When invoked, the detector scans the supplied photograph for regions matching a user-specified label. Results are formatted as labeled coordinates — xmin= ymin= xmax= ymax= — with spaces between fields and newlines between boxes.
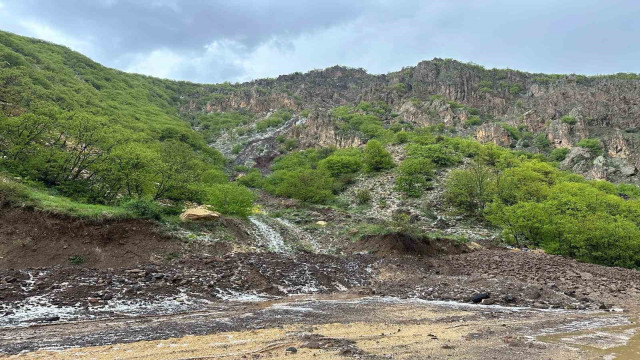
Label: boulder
xmin=179 ymin=207 xmax=221 ymax=222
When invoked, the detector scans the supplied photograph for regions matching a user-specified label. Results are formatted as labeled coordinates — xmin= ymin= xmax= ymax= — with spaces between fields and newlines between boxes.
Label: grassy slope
xmin=0 ymin=174 xmax=132 ymax=219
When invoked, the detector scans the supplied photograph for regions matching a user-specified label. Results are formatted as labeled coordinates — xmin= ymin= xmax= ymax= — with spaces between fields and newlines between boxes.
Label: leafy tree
xmin=318 ymin=151 xmax=363 ymax=178
xmin=264 ymin=169 xmax=334 ymax=203
xmin=394 ymin=158 xmax=435 ymax=197
xmin=406 ymin=143 xmax=461 ymax=167
xmin=205 ymin=183 xmax=255 ymax=217
xmin=363 ymin=140 xmax=394 ymax=172
xmin=445 ymin=163 xmax=496 ymax=215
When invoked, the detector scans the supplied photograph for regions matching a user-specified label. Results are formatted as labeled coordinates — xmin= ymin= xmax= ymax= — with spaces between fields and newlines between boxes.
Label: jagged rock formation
xmin=178 ymin=58 xmax=640 ymax=184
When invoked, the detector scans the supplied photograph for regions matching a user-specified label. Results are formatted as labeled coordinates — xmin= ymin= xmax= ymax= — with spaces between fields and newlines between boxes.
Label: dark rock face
xmin=179 ymin=58 xmax=640 ymax=184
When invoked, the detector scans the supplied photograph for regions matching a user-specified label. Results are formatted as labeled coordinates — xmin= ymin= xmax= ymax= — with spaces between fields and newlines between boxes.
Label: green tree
xmin=363 ymin=140 xmax=394 ymax=173
xmin=205 ymin=183 xmax=255 ymax=217
xmin=394 ymin=158 xmax=435 ymax=197
xmin=445 ymin=163 xmax=496 ymax=215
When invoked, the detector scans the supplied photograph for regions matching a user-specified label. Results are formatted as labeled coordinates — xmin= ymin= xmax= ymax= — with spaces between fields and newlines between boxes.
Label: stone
xmin=580 ymin=272 xmax=594 ymax=280
xmin=285 ymin=346 xmax=298 ymax=353
xmin=471 ymin=292 xmax=490 ymax=303
xmin=179 ymin=207 xmax=221 ymax=222
xmin=620 ymin=165 xmax=637 ymax=176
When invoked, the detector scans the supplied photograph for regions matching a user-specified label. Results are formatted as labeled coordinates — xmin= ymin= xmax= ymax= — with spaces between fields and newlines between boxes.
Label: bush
xmin=122 ymin=199 xmax=163 ymax=220
xmin=319 ymin=151 xmax=363 ymax=178
xmin=406 ymin=143 xmax=461 ymax=167
xmin=534 ymin=133 xmax=551 ymax=150
xmin=68 ymin=255 xmax=85 ymax=265
xmin=256 ymin=109 xmax=293 ymax=132
xmin=502 ymin=124 xmax=522 ymax=140
xmin=232 ymin=144 xmax=243 ymax=154
xmin=264 ymin=169 xmax=335 ymax=204
xmin=0 ymin=178 xmax=30 ymax=208
xmin=355 ymin=189 xmax=372 ymax=205
xmin=205 ymin=183 xmax=255 ymax=217
xmin=549 ymin=147 xmax=570 ymax=162
xmin=560 ymin=116 xmax=577 ymax=125
xmin=237 ymin=168 xmax=264 ymax=188
xmin=394 ymin=131 xmax=410 ymax=144
xmin=464 ymin=116 xmax=483 ymax=127
xmin=394 ymin=158 xmax=435 ymax=197
xmin=363 ymin=140 xmax=394 ymax=173
xmin=577 ymin=138 xmax=603 ymax=156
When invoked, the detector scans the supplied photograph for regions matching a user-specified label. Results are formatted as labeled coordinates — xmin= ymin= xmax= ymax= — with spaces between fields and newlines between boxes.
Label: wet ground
xmin=2 ymin=248 xmax=640 ymax=358
xmin=2 ymin=295 xmax=639 ymax=359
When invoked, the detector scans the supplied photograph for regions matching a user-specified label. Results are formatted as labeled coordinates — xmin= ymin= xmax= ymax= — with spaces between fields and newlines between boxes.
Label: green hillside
xmin=0 ymin=30 xmax=257 ymax=215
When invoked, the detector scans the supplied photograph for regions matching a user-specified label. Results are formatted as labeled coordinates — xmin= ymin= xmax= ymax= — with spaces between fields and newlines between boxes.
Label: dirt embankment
xmin=349 ymin=232 xmax=473 ymax=257
xmin=0 ymin=208 xmax=181 ymax=269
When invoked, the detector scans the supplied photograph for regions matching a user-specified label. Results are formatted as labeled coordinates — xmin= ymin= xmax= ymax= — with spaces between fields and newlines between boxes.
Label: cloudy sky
xmin=1 ymin=0 xmax=638 ymax=83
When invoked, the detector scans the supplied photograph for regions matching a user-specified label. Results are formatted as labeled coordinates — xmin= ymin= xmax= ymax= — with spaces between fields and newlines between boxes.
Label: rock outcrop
xmin=177 ymin=58 xmax=640 ymax=184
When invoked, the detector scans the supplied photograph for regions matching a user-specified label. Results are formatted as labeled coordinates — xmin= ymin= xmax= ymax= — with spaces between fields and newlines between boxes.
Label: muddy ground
xmin=5 ymin=295 xmax=640 ymax=360
xmin=3 ymin=207 xmax=640 ymax=358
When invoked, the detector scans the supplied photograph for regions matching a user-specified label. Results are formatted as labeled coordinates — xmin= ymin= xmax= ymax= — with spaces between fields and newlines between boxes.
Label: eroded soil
xmin=3 ymin=295 xmax=639 ymax=359
xmin=2 ymin=208 xmax=640 ymax=358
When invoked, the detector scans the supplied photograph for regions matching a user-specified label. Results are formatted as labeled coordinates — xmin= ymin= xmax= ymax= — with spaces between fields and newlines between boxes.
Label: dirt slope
xmin=0 ymin=208 xmax=180 ymax=269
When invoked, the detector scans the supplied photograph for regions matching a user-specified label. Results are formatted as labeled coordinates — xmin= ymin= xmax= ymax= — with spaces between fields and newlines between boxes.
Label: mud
xmin=3 ymin=208 xmax=640 ymax=358
xmin=349 ymin=232 xmax=472 ymax=257
xmin=0 ymin=209 xmax=179 ymax=269
xmin=2 ymin=295 xmax=636 ymax=359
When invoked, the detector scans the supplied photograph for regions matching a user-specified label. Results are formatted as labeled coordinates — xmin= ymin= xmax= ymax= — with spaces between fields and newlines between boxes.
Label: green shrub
xmin=406 ymin=143 xmax=461 ymax=167
xmin=502 ymin=124 xmax=522 ymax=140
xmin=355 ymin=189 xmax=372 ymax=205
xmin=394 ymin=158 xmax=435 ymax=197
xmin=0 ymin=178 xmax=30 ymax=208
xmin=232 ymin=144 xmax=243 ymax=154
xmin=363 ymin=140 xmax=394 ymax=173
xmin=122 ymin=199 xmax=163 ymax=220
xmin=445 ymin=163 xmax=496 ymax=215
xmin=237 ymin=169 xmax=264 ymax=188
xmin=205 ymin=183 xmax=255 ymax=217
xmin=464 ymin=116 xmax=483 ymax=127
xmin=534 ymin=134 xmax=551 ymax=150
xmin=549 ymin=147 xmax=570 ymax=162
xmin=560 ymin=116 xmax=577 ymax=125
xmin=264 ymin=169 xmax=334 ymax=204
xmin=577 ymin=138 xmax=603 ymax=156
xmin=394 ymin=131 xmax=410 ymax=144
xmin=68 ymin=255 xmax=85 ymax=265
xmin=319 ymin=153 xmax=363 ymax=178
xmin=256 ymin=109 xmax=293 ymax=132
xmin=508 ymin=84 xmax=523 ymax=95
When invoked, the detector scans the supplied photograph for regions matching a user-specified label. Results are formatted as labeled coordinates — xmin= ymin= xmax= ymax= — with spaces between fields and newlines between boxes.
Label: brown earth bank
xmin=0 ymin=208 xmax=182 ymax=269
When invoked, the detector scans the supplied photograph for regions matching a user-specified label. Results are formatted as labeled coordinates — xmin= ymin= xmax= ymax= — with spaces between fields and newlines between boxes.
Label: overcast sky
xmin=1 ymin=0 xmax=639 ymax=83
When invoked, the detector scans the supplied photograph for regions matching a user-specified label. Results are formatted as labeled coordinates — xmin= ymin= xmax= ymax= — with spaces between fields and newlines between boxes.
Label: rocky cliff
xmin=179 ymin=58 xmax=640 ymax=183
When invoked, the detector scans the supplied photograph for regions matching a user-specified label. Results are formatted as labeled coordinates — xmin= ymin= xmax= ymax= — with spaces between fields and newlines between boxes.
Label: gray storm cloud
xmin=0 ymin=0 xmax=639 ymax=83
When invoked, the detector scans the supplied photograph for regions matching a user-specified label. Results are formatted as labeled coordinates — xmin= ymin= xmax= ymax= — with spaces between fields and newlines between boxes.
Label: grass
xmin=1 ymin=174 xmax=133 ymax=219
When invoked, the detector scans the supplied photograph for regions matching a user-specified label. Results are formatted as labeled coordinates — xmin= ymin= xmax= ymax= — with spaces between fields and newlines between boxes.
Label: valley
xmin=1 ymin=28 xmax=640 ymax=359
